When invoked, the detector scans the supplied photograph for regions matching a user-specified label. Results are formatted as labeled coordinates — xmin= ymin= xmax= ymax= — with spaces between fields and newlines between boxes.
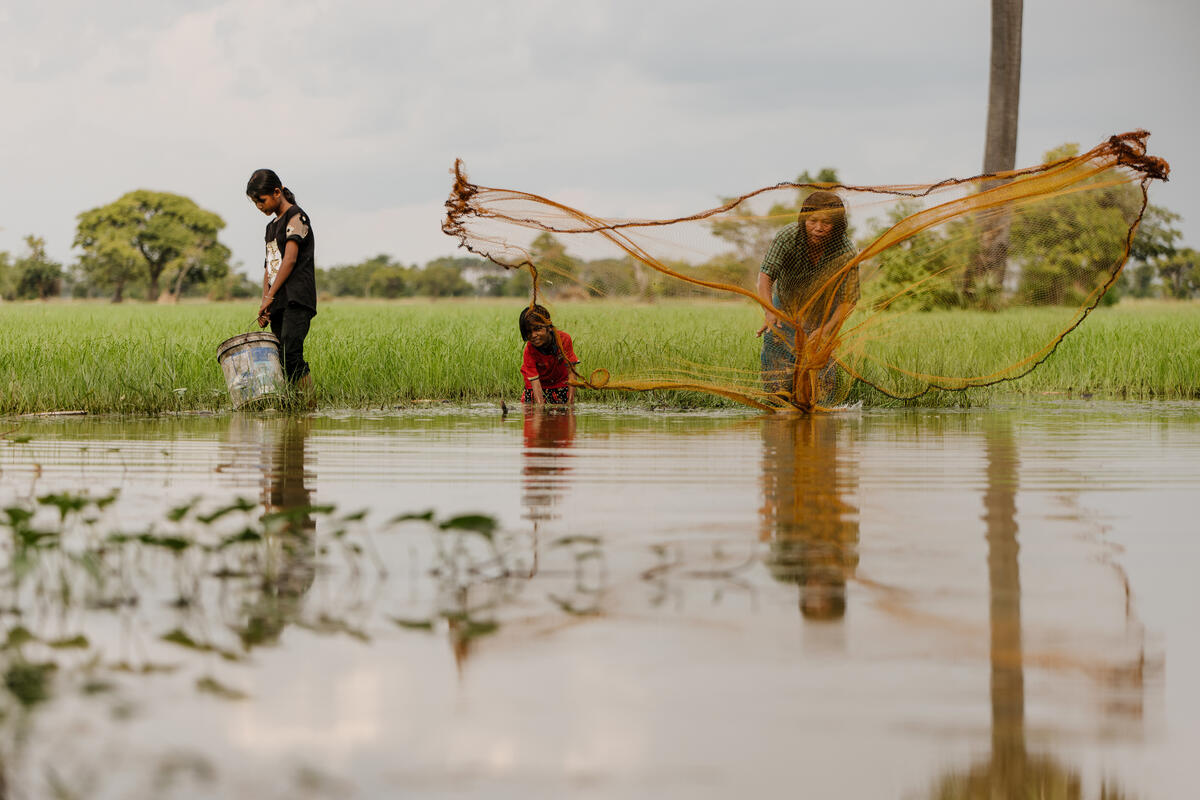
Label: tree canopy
xmin=74 ymin=190 xmax=230 ymax=302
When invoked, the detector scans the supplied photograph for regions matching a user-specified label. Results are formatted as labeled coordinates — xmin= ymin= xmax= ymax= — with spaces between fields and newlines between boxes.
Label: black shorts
xmin=522 ymin=386 xmax=571 ymax=404
xmin=269 ymin=302 xmax=315 ymax=382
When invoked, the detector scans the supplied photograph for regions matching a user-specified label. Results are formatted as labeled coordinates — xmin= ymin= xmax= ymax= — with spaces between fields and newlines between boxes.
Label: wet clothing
xmin=522 ymin=386 xmax=572 ymax=404
xmin=270 ymin=302 xmax=314 ymax=382
xmin=263 ymin=204 xmax=317 ymax=384
xmin=264 ymin=205 xmax=318 ymax=315
xmin=760 ymin=223 xmax=858 ymax=395
xmin=520 ymin=330 xmax=579 ymax=391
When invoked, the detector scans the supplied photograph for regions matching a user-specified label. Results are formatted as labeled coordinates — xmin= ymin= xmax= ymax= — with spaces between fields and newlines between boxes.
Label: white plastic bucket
xmin=216 ymin=331 xmax=286 ymax=409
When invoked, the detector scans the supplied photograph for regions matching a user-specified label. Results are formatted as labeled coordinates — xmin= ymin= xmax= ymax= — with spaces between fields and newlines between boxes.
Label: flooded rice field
xmin=0 ymin=402 xmax=1197 ymax=799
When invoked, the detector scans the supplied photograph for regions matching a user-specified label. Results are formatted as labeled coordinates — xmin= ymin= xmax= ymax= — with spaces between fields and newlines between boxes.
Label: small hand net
xmin=444 ymin=131 xmax=1168 ymax=412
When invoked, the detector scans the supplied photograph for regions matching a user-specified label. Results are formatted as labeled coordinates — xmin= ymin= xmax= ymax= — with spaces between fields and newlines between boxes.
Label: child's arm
xmin=520 ymin=343 xmax=545 ymax=404
xmin=560 ymin=332 xmax=578 ymax=404
xmin=258 ymin=240 xmax=299 ymax=323
xmin=528 ymin=376 xmax=545 ymax=405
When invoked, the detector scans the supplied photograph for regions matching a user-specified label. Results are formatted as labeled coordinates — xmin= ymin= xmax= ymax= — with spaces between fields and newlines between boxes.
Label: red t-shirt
xmin=520 ymin=330 xmax=579 ymax=390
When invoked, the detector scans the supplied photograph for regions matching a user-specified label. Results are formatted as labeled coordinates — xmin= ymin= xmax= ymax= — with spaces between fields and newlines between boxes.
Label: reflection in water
xmin=759 ymin=416 xmax=859 ymax=621
xmin=0 ymin=409 xmax=1185 ymax=797
xmin=439 ymin=407 xmax=581 ymax=671
xmin=235 ymin=417 xmax=317 ymax=649
xmin=924 ymin=421 xmax=1133 ymax=799
xmin=521 ymin=407 xmax=577 ymax=528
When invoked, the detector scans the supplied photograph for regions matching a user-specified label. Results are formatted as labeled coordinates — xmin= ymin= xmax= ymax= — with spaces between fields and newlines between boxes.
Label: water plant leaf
xmin=110 ymin=661 xmax=180 ymax=675
xmin=4 ymin=626 xmax=36 ymax=649
xmin=82 ymin=679 xmax=116 ymax=695
xmin=48 ymin=635 xmax=90 ymax=650
xmin=549 ymin=594 xmax=602 ymax=617
xmin=549 ymin=535 xmax=602 ymax=548
xmin=137 ymin=533 xmax=191 ymax=552
xmin=167 ymin=499 xmax=199 ymax=522
xmin=37 ymin=491 xmax=90 ymax=521
xmin=4 ymin=661 xmax=57 ymax=706
xmin=2 ymin=506 xmax=34 ymax=527
xmin=218 ymin=528 xmax=263 ymax=549
xmin=195 ymin=497 xmax=258 ymax=524
xmin=438 ymin=514 xmax=498 ymax=539
xmin=442 ymin=613 xmax=500 ymax=640
xmin=16 ymin=526 xmax=60 ymax=548
xmin=389 ymin=510 xmax=434 ymax=524
xmin=390 ymin=617 xmax=434 ymax=631
xmin=262 ymin=506 xmax=328 ymax=532
xmin=299 ymin=615 xmax=371 ymax=642
xmin=196 ymin=675 xmax=247 ymax=701
xmin=161 ymin=628 xmax=209 ymax=651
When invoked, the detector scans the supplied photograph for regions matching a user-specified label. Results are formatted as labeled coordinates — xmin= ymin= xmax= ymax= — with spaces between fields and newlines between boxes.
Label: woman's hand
xmin=757 ymin=310 xmax=778 ymax=338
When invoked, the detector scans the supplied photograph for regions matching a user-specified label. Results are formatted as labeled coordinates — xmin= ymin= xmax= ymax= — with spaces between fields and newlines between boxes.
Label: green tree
xmin=13 ymin=236 xmax=63 ymax=300
xmin=0 ymin=251 xmax=14 ymax=301
xmin=74 ymin=190 xmax=230 ymax=302
xmin=578 ymin=257 xmax=639 ymax=297
xmin=1008 ymin=144 xmax=1147 ymax=306
xmin=528 ymin=233 xmax=582 ymax=298
xmin=857 ymin=200 xmax=974 ymax=311
xmin=1156 ymin=247 xmax=1200 ymax=299
xmin=320 ymin=257 xmax=382 ymax=297
xmin=367 ymin=265 xmax=410 ymax=298
xmin=410 ymin=260 xmax=473 ymax=297
xmin=710 ymin=168 xmax=841 ymax=287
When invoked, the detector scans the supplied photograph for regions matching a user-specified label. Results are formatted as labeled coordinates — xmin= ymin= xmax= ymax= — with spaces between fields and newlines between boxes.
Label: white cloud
xmin=0 ymin=0 xmax=1196 ymax=276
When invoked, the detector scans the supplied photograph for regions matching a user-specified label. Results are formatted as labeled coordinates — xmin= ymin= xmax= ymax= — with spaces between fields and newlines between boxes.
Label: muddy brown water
xmin=0 ymin=402 xmax=1196 ymax=799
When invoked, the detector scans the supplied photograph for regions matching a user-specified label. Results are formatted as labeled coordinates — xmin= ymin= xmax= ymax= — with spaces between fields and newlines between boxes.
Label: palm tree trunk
xmin=970 ymin=0 xmax=1023 ymax=303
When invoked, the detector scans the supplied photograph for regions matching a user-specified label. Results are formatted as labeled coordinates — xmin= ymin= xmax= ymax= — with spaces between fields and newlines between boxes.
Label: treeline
xmin=3 ymin=152 xmax=1198 ymax=304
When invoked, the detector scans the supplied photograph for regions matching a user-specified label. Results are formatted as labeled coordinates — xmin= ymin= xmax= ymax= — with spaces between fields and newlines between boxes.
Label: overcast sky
xmin=2 ymin=0 xmax=1197 ymax=276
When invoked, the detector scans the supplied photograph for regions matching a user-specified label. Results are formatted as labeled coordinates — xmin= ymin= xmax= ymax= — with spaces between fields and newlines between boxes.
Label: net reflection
xmin=759 ymin=416 xmax=859 ymax=621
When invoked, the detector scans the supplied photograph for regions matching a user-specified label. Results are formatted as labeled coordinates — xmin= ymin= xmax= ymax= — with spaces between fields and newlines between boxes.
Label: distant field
xmin=0 ymin=299 xmax=1196 ymax=414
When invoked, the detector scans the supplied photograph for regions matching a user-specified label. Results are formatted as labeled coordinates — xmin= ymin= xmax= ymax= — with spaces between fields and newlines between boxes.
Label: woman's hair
xmin=798 ymin=190 xmax=847 ymax=242
xmin=246 ymin=169 xmax=296 ymax=204
xmin=518 ymin=303 xmax=553 ymax=342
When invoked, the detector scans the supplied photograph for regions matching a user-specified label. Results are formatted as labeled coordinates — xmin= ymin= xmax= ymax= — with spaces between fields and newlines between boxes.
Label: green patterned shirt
xmin=760 ymin=222 xmax=858 ymax=330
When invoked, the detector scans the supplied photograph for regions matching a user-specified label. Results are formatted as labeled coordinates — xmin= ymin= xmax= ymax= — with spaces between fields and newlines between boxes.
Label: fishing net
xmin=444 ymin=131 xmax=1169 ymax=412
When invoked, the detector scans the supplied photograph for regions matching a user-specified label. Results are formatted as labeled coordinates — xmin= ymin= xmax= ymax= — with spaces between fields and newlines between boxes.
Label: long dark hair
xmin=246 ymin=169 xmax=296 ymax=204
xmin=519 ymin=303 xmax=572 ymax=364
xmin=518 ymin=303 xmax=553 ymax=342
xmin=797 ymin=190 xmax=847 ymax=243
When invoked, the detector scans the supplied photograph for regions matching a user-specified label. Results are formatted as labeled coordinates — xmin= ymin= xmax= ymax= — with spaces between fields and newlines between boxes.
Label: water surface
xmin=0 ymin=402 xmax=1196 ymax=798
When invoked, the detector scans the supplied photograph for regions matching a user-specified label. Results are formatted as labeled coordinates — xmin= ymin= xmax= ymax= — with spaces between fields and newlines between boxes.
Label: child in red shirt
xmin=519 ymin=304 xmax=579 ymax=405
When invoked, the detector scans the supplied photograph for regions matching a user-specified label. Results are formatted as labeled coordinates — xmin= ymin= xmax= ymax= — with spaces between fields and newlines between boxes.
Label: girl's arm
xmin=528 ymin=375 xmax=545 ymax=405
xmin=258 ymin=240 xmax=299 ymax=321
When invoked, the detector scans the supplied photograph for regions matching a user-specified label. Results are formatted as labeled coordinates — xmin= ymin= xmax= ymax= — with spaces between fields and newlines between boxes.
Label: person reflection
xmin=237 ymin=416 xmax=316 ymax=649
xmin=521 ymin=406 xmax=577 ymax=531
xmin=759 ymin=415 xmax=859 ymax=621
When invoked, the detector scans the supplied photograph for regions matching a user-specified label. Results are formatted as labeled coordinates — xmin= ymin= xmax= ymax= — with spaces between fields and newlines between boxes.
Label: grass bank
xmin=0 ymin=299 xmax=1196 ymax=414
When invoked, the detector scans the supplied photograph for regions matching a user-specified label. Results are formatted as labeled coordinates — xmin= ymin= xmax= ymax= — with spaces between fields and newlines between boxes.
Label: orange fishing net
xmin=444 ymin=131 xmax=1169 ymax=412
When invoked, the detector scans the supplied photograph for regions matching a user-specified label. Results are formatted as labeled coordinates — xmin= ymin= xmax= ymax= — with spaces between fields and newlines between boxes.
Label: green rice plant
xmin=0 ymin=299 xmax=1196 ymax=414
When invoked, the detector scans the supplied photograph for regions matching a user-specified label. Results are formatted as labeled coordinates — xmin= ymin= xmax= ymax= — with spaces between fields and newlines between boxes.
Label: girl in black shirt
xmin=247 ymin=169 xmax=317 ymax=394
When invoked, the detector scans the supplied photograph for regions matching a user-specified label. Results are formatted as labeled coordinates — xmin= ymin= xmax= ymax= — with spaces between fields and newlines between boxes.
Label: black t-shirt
xmin=264 ymin=205 xmax=317 ymax=314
